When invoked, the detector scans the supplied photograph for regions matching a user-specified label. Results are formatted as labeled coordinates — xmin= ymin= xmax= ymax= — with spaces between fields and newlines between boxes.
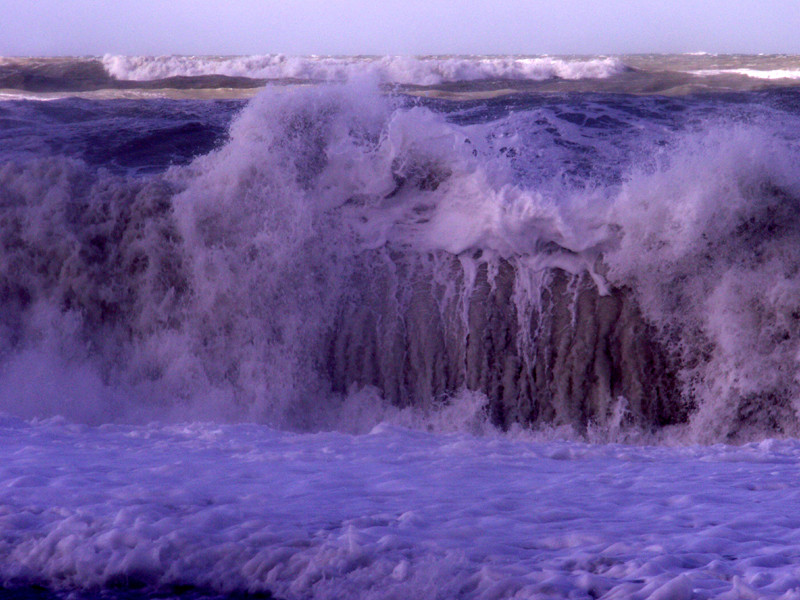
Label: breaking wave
xmin=690 ymin=68 xmax=800 ymax=80
xmin=101 ymin=54 xmax=627 ymax=85
xmin=1 ymin=81 xmax=800 ymax=442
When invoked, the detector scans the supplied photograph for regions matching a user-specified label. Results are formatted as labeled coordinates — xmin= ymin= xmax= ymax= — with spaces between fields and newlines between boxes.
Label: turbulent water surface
xmin=2 ymin=54 xmax=800 ymax=599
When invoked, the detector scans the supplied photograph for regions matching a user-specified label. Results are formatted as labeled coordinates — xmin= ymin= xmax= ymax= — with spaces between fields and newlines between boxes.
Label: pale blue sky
xmin=3 ymin=0 xmax=800 ymax=56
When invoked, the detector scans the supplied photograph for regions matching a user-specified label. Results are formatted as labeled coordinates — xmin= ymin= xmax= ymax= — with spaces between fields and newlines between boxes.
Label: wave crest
xmin=2 ymin=82 xmax=800 ymax=442
xmin=101 ymin=54 xmax=627 ymax=85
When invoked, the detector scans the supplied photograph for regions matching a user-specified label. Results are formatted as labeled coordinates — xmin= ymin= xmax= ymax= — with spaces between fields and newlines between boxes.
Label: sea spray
xmin=1 ymin=80 xmax=800 ymax=440
xmin=606 ymin=126 xmax=800 ymax=441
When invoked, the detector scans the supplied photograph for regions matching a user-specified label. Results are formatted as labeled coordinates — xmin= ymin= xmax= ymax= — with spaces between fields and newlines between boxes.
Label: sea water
xmin=1 ymin=54 xmax=800 ymax=599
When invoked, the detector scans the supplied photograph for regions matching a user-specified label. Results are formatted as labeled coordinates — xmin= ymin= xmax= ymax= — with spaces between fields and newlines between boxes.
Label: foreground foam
xmin=2 ymin=418 xmax=800 ymax=599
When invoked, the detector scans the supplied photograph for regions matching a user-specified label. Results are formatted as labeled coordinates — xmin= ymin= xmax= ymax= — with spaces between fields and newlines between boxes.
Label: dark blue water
xmin=0 ymin=99 xmax=242 ymax=174
xmin=0 ymin=586 xmax=275 ymax=600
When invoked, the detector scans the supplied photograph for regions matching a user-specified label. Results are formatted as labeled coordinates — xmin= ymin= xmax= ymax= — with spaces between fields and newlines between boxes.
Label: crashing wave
xmin=1 ymin=82 xmax=800 ymax=442
xmin=101 ymin=54 xmax=628 ymax=85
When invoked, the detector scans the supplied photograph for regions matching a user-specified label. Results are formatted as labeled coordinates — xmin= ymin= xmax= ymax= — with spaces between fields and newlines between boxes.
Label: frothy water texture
xmin=2 ymin=54 xmax=800 ymax=599
xmin=101 ymin=54 xmax=627 ymax=85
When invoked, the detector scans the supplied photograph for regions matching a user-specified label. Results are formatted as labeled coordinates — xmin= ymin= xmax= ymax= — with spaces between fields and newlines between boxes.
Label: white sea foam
xmin=101 ymin=54 xmax=627 ymax=84
xmin=689 ymin=68 xmax=800 ymax=80
xmin=605 ymin=126 xmax=800 ymax=441
xmin=2 ymin=417 xmax=800 ymax=599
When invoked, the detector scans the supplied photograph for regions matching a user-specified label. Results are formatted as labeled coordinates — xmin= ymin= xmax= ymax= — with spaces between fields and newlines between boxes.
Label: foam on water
xmin=100 ymin=54 xmax=627 ymax=85
xmin=607 ymin=125 xmax=800 ymax=441
xmin=3 ymin=418 xmax=800 ymax=599
xmin=690 ymin=68 xmax=800 ymax=80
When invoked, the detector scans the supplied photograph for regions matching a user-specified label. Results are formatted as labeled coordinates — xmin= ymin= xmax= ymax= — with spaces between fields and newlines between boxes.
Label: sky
xmin=3 ymin=0 xmax=800 ymax=56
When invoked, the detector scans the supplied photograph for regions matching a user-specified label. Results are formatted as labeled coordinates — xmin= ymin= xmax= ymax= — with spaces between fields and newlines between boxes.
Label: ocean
xmin=1 ymin=53 xmax=800 ymax=599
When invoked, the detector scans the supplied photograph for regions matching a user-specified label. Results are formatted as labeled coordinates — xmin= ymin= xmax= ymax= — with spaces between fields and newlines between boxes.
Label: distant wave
xmin=101 ymin=54 xmax=628 ymax=85
xmin=689 ymin=68 xmax=800 ymax=80
xmin=6 ymin=55 xmax=800 ymax=97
